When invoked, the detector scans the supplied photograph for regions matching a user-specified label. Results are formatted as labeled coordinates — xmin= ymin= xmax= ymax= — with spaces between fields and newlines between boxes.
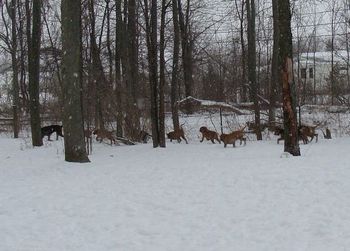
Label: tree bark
xmin=269 ymin=0 xmax=279 ymax=124
xmin=10 ymin=0 xmax=20 ymax=138
xmin=115 ymin=0 xmax=124 ymax=137
xmin=159 ymin=0 xmax=168 ymax=147
xmin=178 ymin=0 xmax=194 ymax=113
xmin=235 ymin=0 xmax=248 ymax=102
xmin=88 ymin=0 xmax=105 ymax=129
xmin=28 ymin=0 xmax=43 ymax=146
xmin=144 ymin=0 xmax=159 ymax=147
xmin=61 ymin=0 xmax=90 ymax=162
xmin=247 ymin=0 xmax=262 ymax=140
xmin=125 ymin=0 xmax=141 ymax=140
xmin=171 ymin=0 xmax=180 ymax=130
xmin=277 ymin=0 xmax=300 ymax=156
xmin=150 ymin=0 xmax=159 ymax=147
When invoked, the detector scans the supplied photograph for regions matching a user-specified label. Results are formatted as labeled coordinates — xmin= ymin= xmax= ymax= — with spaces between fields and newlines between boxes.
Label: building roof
xmin=299 ymin=50 xmax=349 ymax=65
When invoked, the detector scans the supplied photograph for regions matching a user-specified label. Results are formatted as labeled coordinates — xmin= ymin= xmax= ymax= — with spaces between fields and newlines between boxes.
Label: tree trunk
xmin=247 ymin=0 xmax=262 ymax=140
xmin=150 ymin=0 xmax=159 ymax=147
xmin=144 ymin=0 xmax=159 ymax=147
xmin=28 ymin=0 xmax=43 ymax=146
xmin=10 ymin=0 xmax=20 ymax=138
xmin=159 ymin=0 xmax=167 ymax=147
xmin=171 ymin=0 xmax=180 ymax=130
xmin=61 ymin=0 xmax=90 ymax=162
xmin=269 ymin=0 xmax=279 ymax=124
xmin=277 ymin=0 xmax=300 ymax=156
xmin=88 ymin=0 xmax=105 ymax=129
xmin=236 ymin=0 xmax=248 ymax=103
xmin=115 ymin=0 xmax=124 ymax=137
xmin=178 ymin=0 xmax=194 ymax=113
xmin=126 ymin=0 xmax=141 ymax=140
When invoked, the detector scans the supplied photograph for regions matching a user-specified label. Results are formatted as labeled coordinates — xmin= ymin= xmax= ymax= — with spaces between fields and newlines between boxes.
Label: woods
xmin=0 ymin=0 xmax=350 ymax=158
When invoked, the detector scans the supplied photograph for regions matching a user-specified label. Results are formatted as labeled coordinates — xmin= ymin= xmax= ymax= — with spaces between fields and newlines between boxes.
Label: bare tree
xmin=115 ymin=0 xmax=124 ymax=137
xmin=159 ymin=0 xmax=169 ymax=147
xmin=171 ymin=0 xmax=180 ymax=130
xmin=178 ymin=0 xmax=194 ymax=113
xmin=247 ymin=0 xmax=262 ymax=140
xmin=28 ymin=0 xmax=43 ymax=146
xmin=61 ymin=0 xmax=90 ymax=162
xmin=144 ymin=0 xmax=160 ymax=147
xmin=269 ymin=0 xmax=279 ymax=124
xmin=277 ymin=0 xmax=300 ymax=156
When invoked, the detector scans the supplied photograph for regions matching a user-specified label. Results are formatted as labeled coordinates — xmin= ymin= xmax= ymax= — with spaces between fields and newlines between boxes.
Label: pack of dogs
xmin=40 ymin=122 xmax=329 ymax=147
xmin=273 ymin=124 xmax=319 ymax=144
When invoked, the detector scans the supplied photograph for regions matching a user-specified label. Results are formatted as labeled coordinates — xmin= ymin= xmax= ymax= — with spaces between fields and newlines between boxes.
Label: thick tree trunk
xmin=61 ymin=0 xmax=90 ymax=162
xmin=247 ymin=0 xmax=262 ymax=140
xmin=171 ymin=0 xmax=180 ymax=130
xmin=28 ymin=0 xmax=43 ymax=146
xmin=277 ymin=0 xmax=300 ymax=156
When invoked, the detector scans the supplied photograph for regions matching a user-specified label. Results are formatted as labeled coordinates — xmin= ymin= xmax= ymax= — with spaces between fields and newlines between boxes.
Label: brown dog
xmin=199 ymin=126 xmax=221 ymax=144
xmin=299 ymin=125 xmax=318 ymax=143
xmin=167 ymin=127 xmax=188 ymax=144
xmin=93 ymin=129 xmax=116 ymax=145
xmin=274 ymin=126 xmax=309 ymax=144
xmin=220 ymin=127 xmax=246 ymax=148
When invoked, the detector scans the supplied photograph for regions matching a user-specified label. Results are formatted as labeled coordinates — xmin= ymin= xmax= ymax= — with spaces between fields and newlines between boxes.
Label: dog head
xmin=199 ymin=126 xmax=208 ymax=133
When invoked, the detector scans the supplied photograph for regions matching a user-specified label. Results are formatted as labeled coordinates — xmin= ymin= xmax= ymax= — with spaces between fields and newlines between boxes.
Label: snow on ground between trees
xmin=1 ymin=131 xmax=350 ymax=251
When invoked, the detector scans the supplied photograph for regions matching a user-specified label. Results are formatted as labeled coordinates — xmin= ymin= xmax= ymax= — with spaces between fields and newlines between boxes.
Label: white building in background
xmin=296 ymin=50 xmax=350 ymax=103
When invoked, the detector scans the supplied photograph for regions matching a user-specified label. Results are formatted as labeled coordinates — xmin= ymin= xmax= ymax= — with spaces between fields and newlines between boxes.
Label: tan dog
xmin=199 ymin=126 xmax=220 ymax=144
xmin=167 ymin=127 xmax=188 ymax=144
xmin=220 ymin=127 xmax=246 ymax=148
xmin=93 ymin=129 xmax=116 ymax=145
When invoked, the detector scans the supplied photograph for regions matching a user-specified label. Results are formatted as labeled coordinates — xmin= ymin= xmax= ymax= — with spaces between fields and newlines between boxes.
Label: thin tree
xmin=178 ymin=0 xmax=194 ymax=113
xmin=28 ymin=0 xmax=43 ymax=146
xmin=8 ymin=0 xmax=20 ymax=138
xmin=247 ymin=0 xmax=262 ymax=140
xmin=171 ymin=0 xmax=180 ymax=130
xmin=234 ymin=0 xmax=248 ymax=103
xmin=115 ymin=0 xmax=124 ymax=137
xmin=159 ymin=0 xmax=169 ymax=147
xmin=126 ymin=0 xmax=141 ymax=140
xmin=143 ymin=0 xmax=160 ymax=147
xmin=269 ymin=0 xmax=279 ymax=124
xmin=277 ymin=0 xmax=300 ymax=156
xmin=61 ymin=0 xmax=90 ymax=162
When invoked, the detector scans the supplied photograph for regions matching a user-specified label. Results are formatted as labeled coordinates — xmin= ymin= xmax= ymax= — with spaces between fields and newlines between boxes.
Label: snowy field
xmin=1 ymin=125 xmax=350 ymax=251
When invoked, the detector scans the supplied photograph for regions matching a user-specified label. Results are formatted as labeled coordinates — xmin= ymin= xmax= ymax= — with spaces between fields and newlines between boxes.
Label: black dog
xmin=41 ymin=125 xmax=64 ymax=141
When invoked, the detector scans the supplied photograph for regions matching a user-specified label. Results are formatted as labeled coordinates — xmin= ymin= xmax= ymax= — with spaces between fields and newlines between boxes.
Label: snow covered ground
xmin=1 ymin=129 xmax=350 ymax=250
